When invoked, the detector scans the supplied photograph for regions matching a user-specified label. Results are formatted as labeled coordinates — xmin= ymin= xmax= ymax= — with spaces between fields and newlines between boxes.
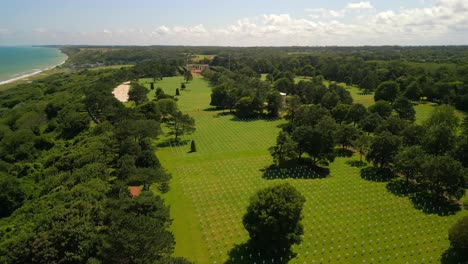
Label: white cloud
xmin=346 ymin=1 xmax=373 ymax=10
xmin=305 ymin=8 xmax=345 ymax=19
xmin=10 ymin=0 xmax=468 ymax=46
xmin=155 ymin=26 xmax=170 ymax=35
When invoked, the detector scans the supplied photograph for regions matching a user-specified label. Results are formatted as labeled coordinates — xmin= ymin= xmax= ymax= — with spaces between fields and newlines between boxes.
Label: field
xmin=147 ymin=76 xmax=467 ymax=263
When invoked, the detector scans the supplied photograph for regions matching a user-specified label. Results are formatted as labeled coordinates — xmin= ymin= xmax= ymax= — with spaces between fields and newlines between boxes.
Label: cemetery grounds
xmin=142 ymin=76 xmax=468 ymax=264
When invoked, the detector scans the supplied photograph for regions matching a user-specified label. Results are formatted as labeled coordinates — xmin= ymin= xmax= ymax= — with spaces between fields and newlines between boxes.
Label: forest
xmin=0 ymin=45 xmax=467 ymax=263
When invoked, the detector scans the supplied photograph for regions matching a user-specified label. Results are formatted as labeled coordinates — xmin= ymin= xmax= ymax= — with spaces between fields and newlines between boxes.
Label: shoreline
xmin=0 ymin=59 xmax=67 ymax=86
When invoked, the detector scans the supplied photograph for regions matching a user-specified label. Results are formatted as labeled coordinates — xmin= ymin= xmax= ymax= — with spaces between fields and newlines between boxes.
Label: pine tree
xmin=176 ymin=88 xmax=180 ymax=96
xmin=190 ymin=140 xmax=197 ymax=152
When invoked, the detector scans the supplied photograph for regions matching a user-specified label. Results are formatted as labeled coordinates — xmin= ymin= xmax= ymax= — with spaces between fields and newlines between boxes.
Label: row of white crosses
xmin=175 ymin=155 xmax=458 ymax=264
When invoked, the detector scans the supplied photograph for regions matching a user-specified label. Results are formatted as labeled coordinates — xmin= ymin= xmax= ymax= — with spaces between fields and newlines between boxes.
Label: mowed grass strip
xmin=149 ymin=76 xmax=467 ymax=263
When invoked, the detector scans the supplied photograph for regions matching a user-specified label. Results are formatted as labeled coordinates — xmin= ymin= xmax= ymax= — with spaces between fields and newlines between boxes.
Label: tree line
xmin=0 ymin=61 xmax=191 ymax=263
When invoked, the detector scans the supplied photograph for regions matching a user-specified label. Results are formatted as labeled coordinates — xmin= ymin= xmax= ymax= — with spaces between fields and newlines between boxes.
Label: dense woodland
xmin=0 ymin=46 xmax=467 ymax=263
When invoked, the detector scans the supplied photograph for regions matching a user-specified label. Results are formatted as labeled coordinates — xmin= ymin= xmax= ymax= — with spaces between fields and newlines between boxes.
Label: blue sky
xmin=1 ymin=0 xmax=467 ymax=46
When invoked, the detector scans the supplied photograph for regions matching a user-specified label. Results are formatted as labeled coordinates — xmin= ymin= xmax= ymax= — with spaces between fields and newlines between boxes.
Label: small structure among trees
xmin=186 ymin=64 xmax=209 ymax=75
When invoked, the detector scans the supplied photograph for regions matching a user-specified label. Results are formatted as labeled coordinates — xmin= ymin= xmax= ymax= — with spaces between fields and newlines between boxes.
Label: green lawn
xmin=150 ymin=76 xmax=467 ymax=263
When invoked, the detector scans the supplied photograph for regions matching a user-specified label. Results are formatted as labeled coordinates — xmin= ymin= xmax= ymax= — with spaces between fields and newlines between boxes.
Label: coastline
xmin=0 ymin=59 xmax=67 ymax=86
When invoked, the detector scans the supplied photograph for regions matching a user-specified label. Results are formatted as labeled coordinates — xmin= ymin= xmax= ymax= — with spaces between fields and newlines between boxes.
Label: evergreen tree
xmin=190 ymin=140 xmax=197 ymax=152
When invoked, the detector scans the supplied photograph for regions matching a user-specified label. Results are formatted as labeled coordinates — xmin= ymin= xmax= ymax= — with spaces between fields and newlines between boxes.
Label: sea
xmin=0 ymin=46 xmax=67 ymax=85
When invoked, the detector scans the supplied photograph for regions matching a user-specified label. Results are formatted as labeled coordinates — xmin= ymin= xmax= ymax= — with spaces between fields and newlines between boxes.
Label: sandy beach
xmin=112 ymin=81 xmax=131 ymax=102
xmin=0 ymin=60 xmax=67 ymax=86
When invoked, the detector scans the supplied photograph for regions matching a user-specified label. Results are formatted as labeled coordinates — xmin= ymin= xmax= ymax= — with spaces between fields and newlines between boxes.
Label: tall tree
xmin=374 ymin=81 xmax=400 ymax=103
xmin=243 ymin=183 xmax=305 ymax=256
xmin=421 ymin=155 xmax=465 ymax=199
xmin=403 ymin=81 xmax=422 ymax=101
xmin=266 ymin=90 xmax=283 ymax=117
xmin=346 ymin=103 xmax=368 ymax=125
xmin=335 ymin=124 xmax=358 ymax=150
xmin=184 ymin=70 xmax=193 ymax=83
xmin=360 ymin=71 xmax=378 ymax=93
xmin=129 ymin=83 xmax=149 ymax=105
xmin=167 ymin=111 xmax=195 ymax=141
xmin=352 ymin=133 xmax=371 ymax=162
xmin=367 ymin=131 xmax=402 ymax=168
xmin=394 ymin=146 xmax=427 ymax=183
xmin=369 ymin=100 xmax=393 ymax=119
xmin=393 ymin=96 xmax=416 ymax=121
xmin=269 ymin=131 xmax=297 ymax=165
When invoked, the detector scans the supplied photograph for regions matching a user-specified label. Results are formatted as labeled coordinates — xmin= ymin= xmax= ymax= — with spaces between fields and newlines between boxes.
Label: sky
xmin=0 ymin=0 xmax=467 ymax=46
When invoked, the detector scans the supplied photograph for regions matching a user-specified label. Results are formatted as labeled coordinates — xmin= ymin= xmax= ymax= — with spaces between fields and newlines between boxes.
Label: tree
xmin=321 ymin=91 xmax=340 ymax=110
xmin=180 ymin=83 xmax=186 ymax=90
xmin=346 ymin=103 xmax=368 ymax=125
xmin=393 ymin=96 xmax=416 ymax=121
xmin=301 ymin=65 xmax=315 ymax=77
xmin=190 ymin=140 xmax=197 ymax=152
xmin=335 ymin=124 xmax=358 ymax=150
xmin=448 ymin=216 xmax=468 ymax=260
xmin=394 ymin=146 xmax=427 ymax=183
xmin=367 ymin=131 xmax=402 ymax=168
xmin=368 ymin=100 xmax=393 ymax=118
xmin=157 ymin=99 xmax=178 ymax=121
xmin=0 ymin=175 xmax=25 ymax=218
xmin=235 ymin=96 xmax=255 ymax=118
xmin=99 ymin=194 xmax=175 ymax=264
xmin=292 ymin=104 xmax=331 ymax=128
xmin=424 ymin=104 xmax=460 ymax=130
xmin=403 ymin=81 xmax=422 ymax=101
xmin=243 ymin=183 xmax=305 ymax=255
xmin=266 ymin=91 xmax=283 ymax=117
xmin=352 ymin=133 xmax=371 ymax=162
xmin=292 ymin=124 xmax=336 ymax=166
xmin=331 ymin=104 xmax=351 ymax=124
xmin=360 ymin=71 xmax=378 ymax=92
xmin=423 ymin=125 xmax=457 ymax=155
xmin=274 ymin=77 xmax=293 ymax=94
xmin=184 ymin=70 xmax=193 ymax=83
xmin=128 ymin=83 xmax=149 ymax=105
xmin=358 ymin=113 xmax=383 ymax=134
xmin=175 ymin=88 xmax=180 ymax=96
xmin=374 ymin=81 xmax=400 ymax=103
xmin=167 ymin=111 xmax=195 ymax=141
xmin=421 ymin=155 xmax=465 ymax=199
xmin=150 ymin=82 xmax=155 ymax=90
xmin=269 ymin=131 xmax=297 ymax=165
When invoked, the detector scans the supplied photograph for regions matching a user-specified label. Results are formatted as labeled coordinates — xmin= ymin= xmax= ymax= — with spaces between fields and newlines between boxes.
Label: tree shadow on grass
xmin=346 ymin=160 xmax=368 ymax=168
xmin=386 ymin=179 xmax=420 ymax=197
xmin=203 ymin=107 xmax=220 ymax=112
xmin=360 ymin=167 xmax=396 ymax=182
xmin=261 ymin=159 xmax=329 ymax=180
xmin=156 ymin=139 xmax=190 ymax=148
xmin=334 ymin=148 xmax=354 ymax=157
xmin=230 ymin=116 xmax=281 ymax=123
xmin=225 ymin=241 xmax=295 ymax=264
xmin=409 ymin=192 xmax=461 ymax=216
xmin=440 ymin=247 xmax=468 ymax=264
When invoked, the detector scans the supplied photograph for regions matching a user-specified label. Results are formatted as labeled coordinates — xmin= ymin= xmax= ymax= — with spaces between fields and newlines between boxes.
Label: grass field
xmin=148 ymin=76 xmax=467 ymax=263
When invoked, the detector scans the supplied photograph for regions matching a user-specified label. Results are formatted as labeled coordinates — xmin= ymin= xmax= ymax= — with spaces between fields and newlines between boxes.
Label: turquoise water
xmin=0 ymin=46 xmax=67 ymax=83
